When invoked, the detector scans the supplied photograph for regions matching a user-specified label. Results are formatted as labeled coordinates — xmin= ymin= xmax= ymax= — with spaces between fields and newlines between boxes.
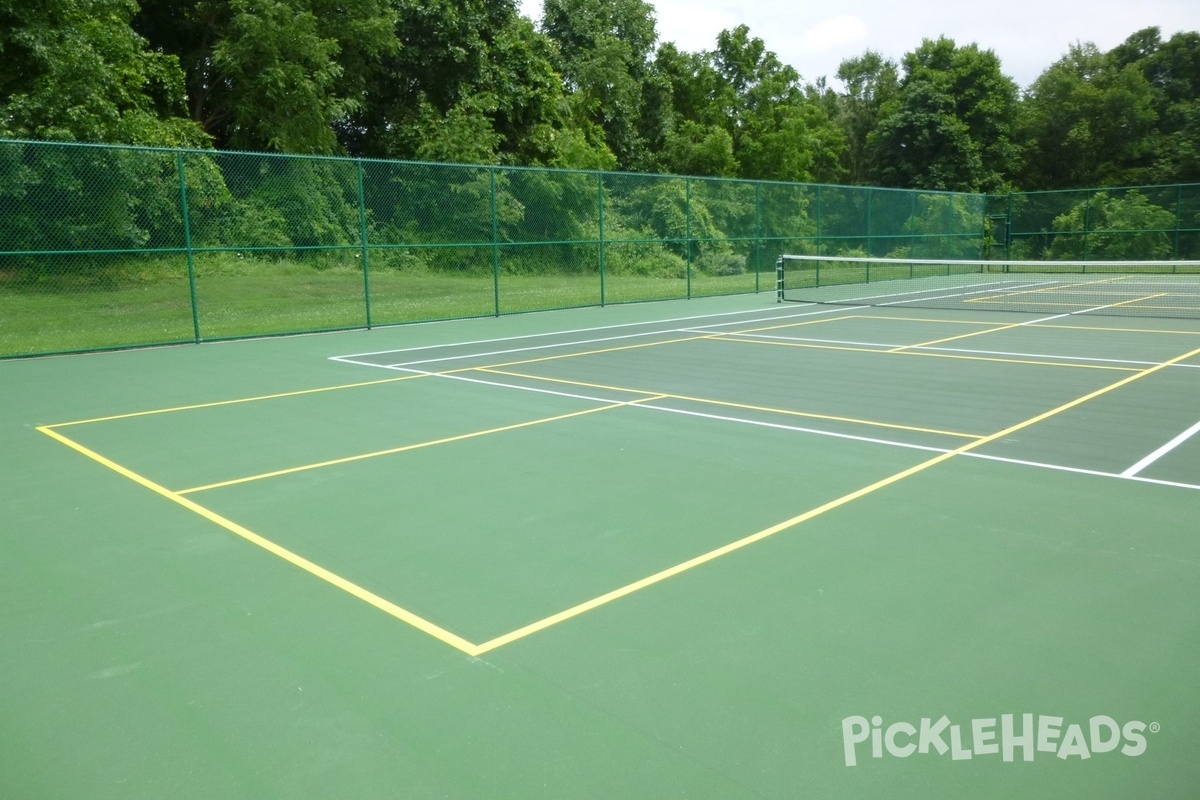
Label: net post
xmin=775 ymin=256 xmax=784 ymax=302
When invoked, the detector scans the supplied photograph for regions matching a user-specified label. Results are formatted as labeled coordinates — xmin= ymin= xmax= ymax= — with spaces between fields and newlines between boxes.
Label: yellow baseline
xmin=471 ymin=342 xmax=1200 ymax=654
xmin=36 ymin=425 xmax=484 ymax=656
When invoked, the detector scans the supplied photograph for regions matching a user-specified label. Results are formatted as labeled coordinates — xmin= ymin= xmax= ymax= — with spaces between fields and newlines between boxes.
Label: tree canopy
xmin=1 ymin=2 xmax=1196 ymax=193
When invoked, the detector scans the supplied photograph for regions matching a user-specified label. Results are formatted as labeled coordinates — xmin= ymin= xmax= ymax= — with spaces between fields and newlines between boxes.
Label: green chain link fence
xmin=1 ymin=138 xmax=991 ymax=357
xmin=986 ymin=184 xmax=1200 ymax=263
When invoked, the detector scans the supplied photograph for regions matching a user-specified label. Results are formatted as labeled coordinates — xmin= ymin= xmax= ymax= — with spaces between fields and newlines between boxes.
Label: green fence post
xmin=866 ymin=187 xmax=874 ymax=259
xmin=816 ymin=184 xmax=823 ymax=255
xmin=176 ymin=151 xmax=201 ymax=343
xmin=1174 ymin=185 xmax=1183 ymax=265
xmin=754 ymin=182 xmax=762 ymax=292
xmin=491 ymin=167 xmax=500 ymax=316
xmin=685 ymin=177 xmax=692 ymax=299
xmin=1082 ymin=192 xmax=1091 ymax=269
xmin=1005 ymin=192 xmax=1014 ymax=267
xmin=356 ymin=159 xmax=372 ymax=328
xmin=598 ymin=173 xmax=606 ymax=306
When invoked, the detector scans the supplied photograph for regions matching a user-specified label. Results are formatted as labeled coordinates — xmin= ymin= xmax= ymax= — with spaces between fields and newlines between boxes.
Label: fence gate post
xmin=176 ymin=150 xmax=201 ymax=343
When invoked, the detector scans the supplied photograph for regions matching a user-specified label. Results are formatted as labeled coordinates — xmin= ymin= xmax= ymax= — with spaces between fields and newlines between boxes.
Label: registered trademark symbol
xmin=1149 ymin=722 xmax=1161 ymax=733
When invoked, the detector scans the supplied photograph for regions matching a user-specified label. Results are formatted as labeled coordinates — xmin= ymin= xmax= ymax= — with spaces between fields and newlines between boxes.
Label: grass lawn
xmin=0 ymin=258 xmax=771 ymax=357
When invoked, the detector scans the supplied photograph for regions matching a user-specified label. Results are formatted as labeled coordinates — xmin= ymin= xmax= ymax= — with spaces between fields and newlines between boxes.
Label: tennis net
xmin=775 ymin=255 xmax=1200 ymax=318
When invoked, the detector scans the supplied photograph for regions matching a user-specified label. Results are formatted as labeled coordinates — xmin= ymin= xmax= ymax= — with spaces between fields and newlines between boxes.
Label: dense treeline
xmin=1 ymin=0 xmax=1197 ymax=193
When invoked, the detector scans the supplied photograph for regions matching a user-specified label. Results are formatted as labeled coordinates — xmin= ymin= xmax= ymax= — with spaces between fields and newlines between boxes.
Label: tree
xmin=1016 ymin=42 xmax=1158 ymax=189
xmin=1048 ymin=191 xmax=1176 ymax=259
xmin=134 ymin=0 xmax=395 ymax=153
xmin=343 ymin=0 xmax=594 ymax=167
xmin=540 ymin=0 xmax=661 ymax=171
xmin=0 ymin=0 xmax=204 ymax=145
xmin=655 ymin=25 xmax=845 ymax=183
xmin=835 ymin=51 xmax=899 ymax=184
xmin=870 ymin=37 xmax=1019 ymax=192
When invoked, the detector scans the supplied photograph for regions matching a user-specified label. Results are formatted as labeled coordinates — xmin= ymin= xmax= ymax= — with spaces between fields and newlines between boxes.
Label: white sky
xmin=519 ymin=0 xmax=1200 ymax=89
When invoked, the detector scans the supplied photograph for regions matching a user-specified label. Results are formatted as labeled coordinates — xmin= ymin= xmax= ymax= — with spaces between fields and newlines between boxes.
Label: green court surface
xmin=3 ymin=294 xmax=1199 ymax=799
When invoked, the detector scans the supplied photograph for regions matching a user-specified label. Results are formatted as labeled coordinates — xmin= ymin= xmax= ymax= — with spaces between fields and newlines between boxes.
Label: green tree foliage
xmin=835 ymin=51 xmax=899 ymax=185
xmin=540 ymin=0 xmax=661 ymax=170
xmin=1017 ymin=42 xmax=1158 ymax=189
xmin=133 ymin=0 xmax=395 ymax=153
xmin=870 ymin=37 xmax=1019 ymax=192
xmin=345 ymin=1 xmax=590 ymax=167
xmin=650 ymin=26 xmax=845 ymax=183
xmin=1118 ymin=29 xmax=1200 ymax=184
xmin=0 ymin=0 xmax=205 ymax=145
xmin=1048 ymin=190 xmax=1177 ymax=259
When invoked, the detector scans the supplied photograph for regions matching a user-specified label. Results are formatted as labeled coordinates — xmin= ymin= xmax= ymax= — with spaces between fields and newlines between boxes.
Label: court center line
xmin=885 ymin=280 xmax=1138 ymax=353
xmin=470 ymin=341 xmax=1200 ymax=654
xmin=707 ymin=334 xmax=1139 ymax=372
xmin=473 ymin=366 xmax=984 ymax=440
xmin=1121 ymin=420 xmax=1200 ymax=477
xmin=45 ymin=374 xmax=427 ymax=428
xmin=36 ymin=426 xmax=484 ymax=656
xmin=712 ymin=331 xmax=1200 ymax=370
xmin=178 ymin=396 xmax=668 ymax=494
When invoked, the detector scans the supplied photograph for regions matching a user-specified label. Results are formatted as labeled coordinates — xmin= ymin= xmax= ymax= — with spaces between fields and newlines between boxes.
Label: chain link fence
xmin=1 ymin=138 xmax=988 ymax=357
xmin=987 ymin=184 xmax=1200 ymax=263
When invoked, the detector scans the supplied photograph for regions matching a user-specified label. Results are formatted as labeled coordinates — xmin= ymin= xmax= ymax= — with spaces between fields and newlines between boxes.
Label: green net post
xmin=774 ymin=256 xmax=783 ymax=301
xmin=356 ymin=159 xmax=372 ymax=329
xmin=176 ymin=150 xmax=201 ymax=343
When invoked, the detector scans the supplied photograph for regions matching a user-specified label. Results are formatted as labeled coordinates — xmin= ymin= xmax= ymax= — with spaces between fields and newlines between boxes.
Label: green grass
xmin=0 ymin=256 xmax=770 ymax=357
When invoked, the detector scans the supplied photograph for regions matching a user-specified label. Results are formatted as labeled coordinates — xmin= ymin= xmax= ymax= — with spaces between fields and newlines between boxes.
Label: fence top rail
xmin=0 ymin=137 xmax=981 ymax=198
xmin=994 ymin=182 xmax=1200 ymax=198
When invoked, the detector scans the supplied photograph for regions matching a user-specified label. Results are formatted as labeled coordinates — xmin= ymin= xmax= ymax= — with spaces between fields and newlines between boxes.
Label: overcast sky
xmin=519 ymin=0 xmax=1199 ymax=89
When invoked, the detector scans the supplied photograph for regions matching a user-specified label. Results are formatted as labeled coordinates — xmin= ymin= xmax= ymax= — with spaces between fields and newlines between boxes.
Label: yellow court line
xmin=965 ymin=275 xmax=1133 ymax=303
xmin=46 ymin=374 xmax=427 ymax=428
xmin=36 ymin=425 xmax=484 ymax=656
xmin=476 ymin=366 xmax=984 ymax=439
xmin=844 ymin=314 xmax=1017 ymax=327
xmin=178 ymin=397 xmax=668 ymax=494
xmin=471 ymin=341 xmax=1200 ymax=654
xmin=1033 ymin=321 xmax=1200 ymax=336
xmin=863 ymin=312 xmax=1200 ymax=334
xmin=888 ymin=284 xmax=1160 ymax=353
xmin=706 ymin=334 xmax=1139 ymax=372
xmin=722 ymin=314 xmax=864 ymax=337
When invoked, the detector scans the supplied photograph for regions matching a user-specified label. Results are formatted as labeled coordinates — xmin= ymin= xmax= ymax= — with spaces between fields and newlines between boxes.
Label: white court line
xmin=875 ymin=281 xmax=1060 ymax=307
xmin=1121 ymin=420 xmax=1200 ymax=477
xmin=331 ymin=302 xmax=830 ymax=360
xmin=716 ymin=331 xmax=1200 ymax=370
xmin=335 ymin=353 xmax=1200 ymax=492
xmin=331 ymin=304 xmax=864 ymax=369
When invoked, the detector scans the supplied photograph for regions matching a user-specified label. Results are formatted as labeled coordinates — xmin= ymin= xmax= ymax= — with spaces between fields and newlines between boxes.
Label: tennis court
xmin=3 ymin=286 xmax=1199 ymax=798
